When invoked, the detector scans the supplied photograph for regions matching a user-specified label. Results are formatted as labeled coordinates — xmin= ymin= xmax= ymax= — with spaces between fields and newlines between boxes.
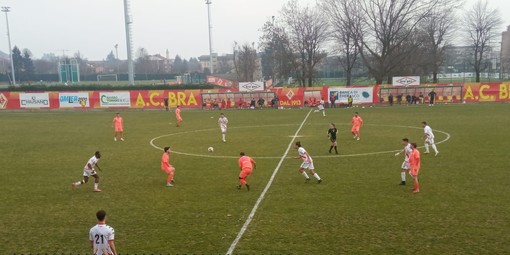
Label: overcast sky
xmin=0 ymin=0 xmax=508 ymax=60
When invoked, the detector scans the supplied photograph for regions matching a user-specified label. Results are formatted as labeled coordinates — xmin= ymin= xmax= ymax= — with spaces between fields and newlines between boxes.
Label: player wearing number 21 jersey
xmin=89 ymin=210 xmax=117 ymax=255
xmin=294 ymin=141 xmax=322 ymax=184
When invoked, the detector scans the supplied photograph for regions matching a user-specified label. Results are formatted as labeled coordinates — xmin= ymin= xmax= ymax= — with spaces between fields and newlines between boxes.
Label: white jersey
xmin=403 ymin=144 xmax=412 ymax=162
xmin=298 ymin=147 xmax=313 ymax=163
xmin=317 ymin=100 xmax=325 ymax=110
xmin=218 ymin=116 xmax=228 ymax=130
xmin=84 ymin=156 xmax=99 ymax=170
xmin=89 ymin=224 xmax=115 ymax=255
xmin=424 ymin=125 xmax=435 ymax=139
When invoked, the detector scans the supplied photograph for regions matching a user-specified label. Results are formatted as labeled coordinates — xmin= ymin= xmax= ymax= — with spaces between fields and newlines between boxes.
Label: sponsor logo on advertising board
xmin=99 ymin=92 xmax=131 ymax=107
xmin=392 ymin=76 xmax=420 ymax=86
xmin=0 ymin=93 xmax=7 ymax=109
xmin=19 ymin=93 xmax=50 ymax=108
xmin=59 ymin=93 xmax=89 ymax=107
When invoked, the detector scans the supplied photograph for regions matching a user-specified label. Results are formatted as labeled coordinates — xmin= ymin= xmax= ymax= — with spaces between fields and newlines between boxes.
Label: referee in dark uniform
xmin=328 ymin=123 xmax=338 ymax=154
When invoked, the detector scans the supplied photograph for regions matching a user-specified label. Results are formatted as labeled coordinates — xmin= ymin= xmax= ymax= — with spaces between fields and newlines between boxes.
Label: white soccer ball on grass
xmin=208 ymin=147 xmax=214 ymax=152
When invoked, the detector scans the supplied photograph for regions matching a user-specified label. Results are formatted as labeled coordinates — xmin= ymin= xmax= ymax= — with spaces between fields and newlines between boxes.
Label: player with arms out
xmin=218 ymin=113 xmax=229 ymax=143
xmin=422 ymin=121 xmax=439 ymax=156
xmin=351 ymin=112 xmax=363 ymax=141
xmin=328 ymin=123 xmax=338 ymax=154
xmin=175 ymin=105 xmax=183 ymax=127
xmin=89 ymin=210 xmax=117 ymax=255
xmin=294 ymin=142 xmax=322 ymax=183
xmin=72 ymin=151 xmax=102 ymax=192
xmin=112 ymin=113 xmax=124 ymax=141
xmin=238 ymin=152 xmax=256 ymax=191
xmin=161 ymin=147 xmax=176 ymax=187
xmin=409 ymin=143 xmax=421 ymax=193
xmin=395 ymin=138 xmax=412 ymax=185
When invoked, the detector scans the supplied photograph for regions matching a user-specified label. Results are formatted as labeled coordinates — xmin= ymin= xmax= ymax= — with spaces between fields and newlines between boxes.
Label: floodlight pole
xmin=206 ymin=0 xmax=214 ymax=74
xmin=123 ymin=0 xmax=135 ymax=85
xmin=2 ymin=6 xmax=15 ymax=85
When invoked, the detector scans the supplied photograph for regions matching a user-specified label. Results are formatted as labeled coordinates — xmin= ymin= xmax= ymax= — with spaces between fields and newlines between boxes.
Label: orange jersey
xmin=238 ymin=156 xmax=255 ymax=171
xmin=409 ymin=149 xmax=421 ymax=169
xmin=161 ymin=153 xmax=171 ymax=171
xmin=113 ymin=117 xmax=123 ymax=128
xmin=352 ymin=116 xmax=363 ymax=127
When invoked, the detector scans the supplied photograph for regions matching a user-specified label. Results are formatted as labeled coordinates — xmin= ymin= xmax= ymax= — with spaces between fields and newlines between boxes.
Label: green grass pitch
xmin=1 ymin=104 xmax=509 ymax=254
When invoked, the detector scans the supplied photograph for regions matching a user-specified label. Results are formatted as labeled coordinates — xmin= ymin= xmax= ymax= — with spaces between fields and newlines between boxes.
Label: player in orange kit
xmin=161 ymin=147 xmax=176 ymax=187
xmin=238 ymin=152 xmax=256 ymax=191
xmin=112 ymin=112 xmax=124 ymax=141
xmin=175 ymin=105 xmax=182 ymax=127
xmin=351 ymin=112 xmax=363 ymax=141
xmin=409 ymin=143 xmax=421 ymax=193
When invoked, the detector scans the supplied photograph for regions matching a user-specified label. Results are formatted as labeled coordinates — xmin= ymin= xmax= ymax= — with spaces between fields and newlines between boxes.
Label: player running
xmin=409 ymin=143 xmax=421 ymax=193
xmin=238 ymin=152 xmax=256 ymax=191
xmin=294 ymin=141 xmax=322 ymax=183
xmin=175 ymin=105 xmax=182 ymax=127
xmin=422 ymin=121 xmax=439 ymax=156
xmin=89 ymin=210 xmax=117 ymax=255
xmin=72 ymin=151 xmax=102 ymax=192
xmin=328 ymin=123 xmax=338 ymax=154
xmin=112 ymin=112 xmax=124 ymax=141
xmin=218 ymin=113 xmax=229 ymax=143
xmin=395 ymin=138 xmax=412 ymax=185
xmin=316 ymin=98 xmax=326 ymax=116
xmin=161 ymin=147 xmax=176 ymax=187
xmin=351 ymin=112 xmax=363 ymax=141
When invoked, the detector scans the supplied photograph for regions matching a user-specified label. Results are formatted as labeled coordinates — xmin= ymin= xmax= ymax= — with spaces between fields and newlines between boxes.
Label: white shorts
xmin=425 ymin=137 xmax=435 ymax=144
xmin=83 ymin=169 xmax=97 ymax=177
xmin=300 ymin=162 xmax=315 ymax=170
xmin=317 ymin=105 xmax=324 ymax=110
xmin=401 ymin=161 xmax=410 ymax=170
xmin=221 ymin=127 xmax=227 ymax=133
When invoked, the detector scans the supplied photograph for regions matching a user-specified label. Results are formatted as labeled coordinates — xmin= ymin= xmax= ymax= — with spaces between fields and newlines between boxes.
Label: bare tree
xmin=355 ymin=0 xmax=443 ymax=84
xmin=259 ymin=18 xmax=297 ymax=84
xmin=234 ymin=42 xmax=258 ymax=82
xmin=281 ymin=0 xmax=329 ymax=87
xmin=320 ymin=0 xmax=362 ymax=85
xmin=464 ymin=0 xmax=502 ymax=82
xmin=417 ymin=1 xmax=460 ymax=83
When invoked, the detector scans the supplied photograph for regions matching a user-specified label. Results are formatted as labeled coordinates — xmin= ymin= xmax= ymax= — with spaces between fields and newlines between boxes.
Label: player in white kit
xmin=89 ymin=210 xmax=117 ymax=255
xmin=294 ymin=141 xmax=322 ymax=183
xmin=395 ymin=138 xmax=413 ymax=185
xmin=422 ymin=121 xmax=439 ymax=156
xmin=72 ymin=151 xmax=102 ymax=192
xmin=218 ymin=113 xmax=229 ymax=142
xmin=315 ymin=98 xmax=326 ymax=116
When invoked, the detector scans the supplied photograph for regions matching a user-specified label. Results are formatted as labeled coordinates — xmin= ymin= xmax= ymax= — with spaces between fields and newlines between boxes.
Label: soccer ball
xmin=208 ymin=147 xmax=214 ymax=152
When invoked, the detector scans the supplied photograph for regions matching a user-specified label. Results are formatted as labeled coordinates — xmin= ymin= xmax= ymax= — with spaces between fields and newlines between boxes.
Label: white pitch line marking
xmin=225 ymin=109 xmax=313 ymax=255
xmin=149 ymin=124 xmax=451 ymax=159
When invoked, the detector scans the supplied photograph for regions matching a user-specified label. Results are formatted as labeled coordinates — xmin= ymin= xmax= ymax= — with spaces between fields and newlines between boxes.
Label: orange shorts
xmin=410 ymin=167 xmax=420 ymax=176
xmin=176 ymin=116 xmax=182 ymax=121
xmin=115 ymin=126 xmax=123 ymax=132
xmin=162 ymin=166 xmax=175 ymax=174
xmin=351 ymin=126 xmax=360 ymax=132
xmin=240 ymin=168 xmax=252 ymax=179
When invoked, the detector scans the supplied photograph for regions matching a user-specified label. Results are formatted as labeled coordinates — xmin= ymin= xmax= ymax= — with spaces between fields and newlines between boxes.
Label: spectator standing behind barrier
xmin=406 ymin=94 xmax=412 ymax=105
xmin=397 ymin=94 xmax=403 ymax=105
xmin=388 ymin=94 xmax=394 ymax=106
xmin=428 ymin=90 xmax=437 ymax=106
xmin=330 ymin=94 xmax=337 ymax=108
xmin=347 ymin=95 xmax=353 ymax=108
xmin=257 ymin=98 xmax=265 ymax=109
xmin=250 ymin=98 xmax=256 ymax=109
xmin=419 ymin=92 xmax=424 ymax=104
xmin=164 ymin=98 xmax=169 ymax=111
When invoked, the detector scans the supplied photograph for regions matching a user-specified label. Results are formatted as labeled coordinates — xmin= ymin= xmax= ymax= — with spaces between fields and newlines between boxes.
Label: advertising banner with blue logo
xmin=59 ymin=93 xmax=89 ymax=108
xmin=328 ymin=87 xmax=374 ymax=104
xmin=19 ymin=93 xmax=50 ymax=108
